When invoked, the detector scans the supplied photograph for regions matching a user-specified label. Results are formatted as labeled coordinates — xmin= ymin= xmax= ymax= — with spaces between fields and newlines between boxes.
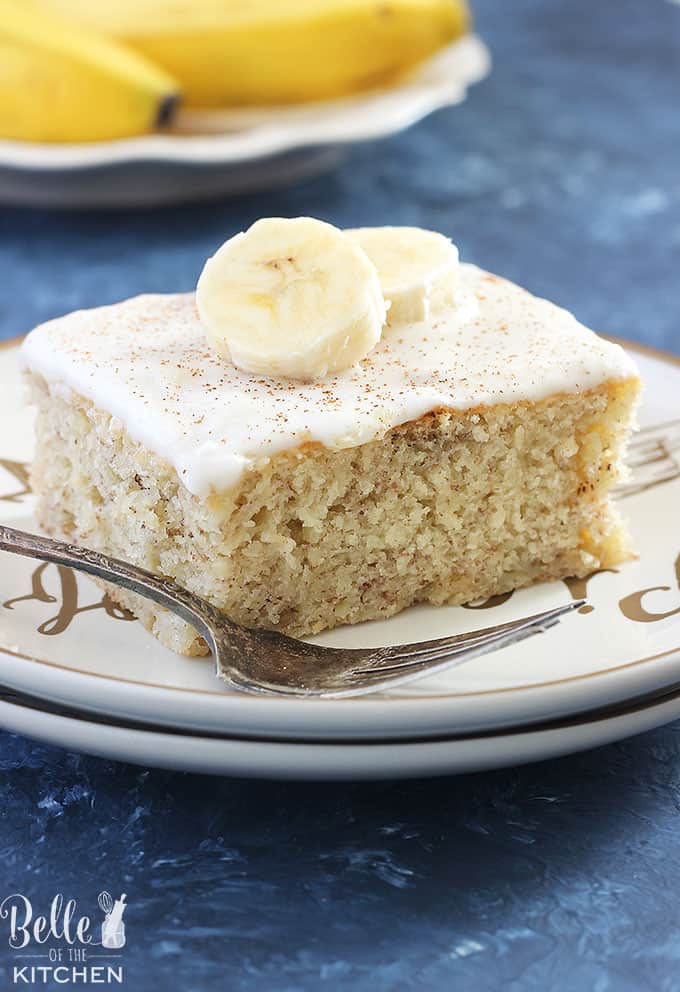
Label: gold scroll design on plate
xmin=465 ymin=558 xmax=680 ymax=625
xmin=464 ymin=570 xmax=618 ymax=616
xmin=619 ymin=553 xmax=680 ymax=623
xmin=2 ymin=562 xmax=135 ymax=636
xmin=0 ymin=458 xmax=30 ymax=504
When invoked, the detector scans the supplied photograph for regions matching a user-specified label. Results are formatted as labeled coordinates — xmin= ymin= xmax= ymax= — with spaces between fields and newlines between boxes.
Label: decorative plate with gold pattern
xmin=0 ymin=336 xmax=678 ymax=777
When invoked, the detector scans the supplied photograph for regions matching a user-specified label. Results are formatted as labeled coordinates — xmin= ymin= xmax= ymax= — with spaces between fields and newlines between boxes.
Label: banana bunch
xmin=1 ymin=0 xmax=469 ymax=143
xmin=0 ymin=0 xmax=179 ymax=142
xmin=37 ymin=0 xmax=469 ymax=108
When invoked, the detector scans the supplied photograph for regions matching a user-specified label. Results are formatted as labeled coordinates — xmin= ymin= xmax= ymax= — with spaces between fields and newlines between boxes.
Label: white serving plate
xmin=2 ymin=683 xmax=680 ymax=780
xmin=0 ymin=37 xmax=489 ymax=208
xmin=0 ymin=336 xmax=679 ymax=777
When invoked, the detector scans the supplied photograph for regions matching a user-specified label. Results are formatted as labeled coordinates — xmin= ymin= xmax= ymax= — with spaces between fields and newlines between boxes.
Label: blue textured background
xmin=1 ymin=1 xmax=679 ymax=989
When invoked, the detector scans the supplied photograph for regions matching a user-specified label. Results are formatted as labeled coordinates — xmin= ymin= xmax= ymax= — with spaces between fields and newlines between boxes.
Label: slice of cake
xmin=21 ymin=219 xmax=640 ymax=656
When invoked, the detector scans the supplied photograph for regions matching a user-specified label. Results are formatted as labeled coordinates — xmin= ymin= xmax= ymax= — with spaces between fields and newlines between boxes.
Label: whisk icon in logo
xmin=98 ymin=891 xmax=127 ymax=950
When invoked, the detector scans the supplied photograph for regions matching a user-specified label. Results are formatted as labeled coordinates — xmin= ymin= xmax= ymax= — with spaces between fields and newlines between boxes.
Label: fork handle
xmin=0 ymin=524 xmax=217 ymax=645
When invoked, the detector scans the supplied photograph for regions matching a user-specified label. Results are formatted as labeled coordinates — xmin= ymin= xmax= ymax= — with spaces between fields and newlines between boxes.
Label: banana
xmin=346 ymin=226 xmax=459 ymax=324
xmin=0 ymin=0 xmax=180 ymax=143
xmin=196 ymin=218 xmax=387 ymax=381
xmin=33 ymin=0 xmax=469 ymax=107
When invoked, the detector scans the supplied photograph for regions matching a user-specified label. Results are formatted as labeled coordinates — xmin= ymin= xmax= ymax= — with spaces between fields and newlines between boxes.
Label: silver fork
xmin=0 ymin=526 xmax=583 ymax=699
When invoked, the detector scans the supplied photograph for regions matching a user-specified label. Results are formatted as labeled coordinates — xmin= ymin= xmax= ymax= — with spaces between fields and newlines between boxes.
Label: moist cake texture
xmin=21 ymin=265 xmax=641 ymax=655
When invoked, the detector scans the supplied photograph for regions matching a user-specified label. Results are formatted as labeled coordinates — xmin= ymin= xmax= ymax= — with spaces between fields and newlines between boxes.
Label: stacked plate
xmin=0 ymin=339 xmax=678 ymax=778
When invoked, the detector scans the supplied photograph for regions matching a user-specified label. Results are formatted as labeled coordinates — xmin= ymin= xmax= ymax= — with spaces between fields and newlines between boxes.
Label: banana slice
xmin=345 ymin=226 xmax=459 ymax=325
xmin=196 ymin=217 xmax=387 ymax=381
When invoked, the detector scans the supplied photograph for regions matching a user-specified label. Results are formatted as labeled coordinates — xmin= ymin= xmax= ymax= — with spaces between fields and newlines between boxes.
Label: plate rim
xmin=5 ymin=667 xmax=680 ymax=745
xmin=2 ymin=677 xmax=680 ymax=779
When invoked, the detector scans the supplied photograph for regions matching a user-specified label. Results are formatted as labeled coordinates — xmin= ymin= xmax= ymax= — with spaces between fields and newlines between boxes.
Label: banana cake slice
xmin=21 ymin=258 xmax=640 ymax=656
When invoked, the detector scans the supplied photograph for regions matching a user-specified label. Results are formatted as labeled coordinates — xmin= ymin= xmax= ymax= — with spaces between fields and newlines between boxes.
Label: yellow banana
xmin=33 ymin=0 xmax=469 ymax=108
xmin=0 ymin=0 xmax=180 ymax=142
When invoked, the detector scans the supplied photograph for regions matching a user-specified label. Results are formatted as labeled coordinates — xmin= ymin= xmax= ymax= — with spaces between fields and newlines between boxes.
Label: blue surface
xmin=0 ymin=1 xmax=679 ymax=989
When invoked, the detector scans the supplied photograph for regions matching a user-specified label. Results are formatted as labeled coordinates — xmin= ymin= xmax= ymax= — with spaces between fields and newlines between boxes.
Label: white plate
xmin=0 ymin=336 xmax=679 ymax=765
xmin=0 ymin=37 xmax=489 ymax=208
xmin=2 ymin=681 xmax=680 ymax=779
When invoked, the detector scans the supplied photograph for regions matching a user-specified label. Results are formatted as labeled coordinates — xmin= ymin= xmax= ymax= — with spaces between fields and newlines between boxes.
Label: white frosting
xmin=21 ymin=265 xmax=638 ymax=498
